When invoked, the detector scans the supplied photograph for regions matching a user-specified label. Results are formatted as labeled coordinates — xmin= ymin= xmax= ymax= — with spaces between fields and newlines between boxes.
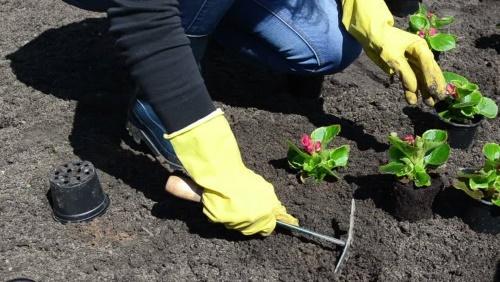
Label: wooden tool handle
xmin=165 ymin=175 xmax=203 ymax=203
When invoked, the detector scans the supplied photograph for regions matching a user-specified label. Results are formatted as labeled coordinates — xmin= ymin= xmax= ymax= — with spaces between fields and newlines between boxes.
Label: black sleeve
xmin=107 ymin=0 xmax=216 ymax=133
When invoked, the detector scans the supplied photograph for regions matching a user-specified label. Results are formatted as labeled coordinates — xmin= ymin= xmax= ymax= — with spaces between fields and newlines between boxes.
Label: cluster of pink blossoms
xmin=446 ymin=83 xmax=458 ymax=99
xmin=301 ymin=134 xmax=321 ymax=154
xmin=418 ymin=27 xmax=438 ymax=38
xmin=403 ymin=134 xmax=416 ymax=145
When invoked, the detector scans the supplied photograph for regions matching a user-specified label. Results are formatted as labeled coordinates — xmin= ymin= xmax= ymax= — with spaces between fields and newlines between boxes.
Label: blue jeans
xmin=62 ymin=0 xmax=361 ymax=74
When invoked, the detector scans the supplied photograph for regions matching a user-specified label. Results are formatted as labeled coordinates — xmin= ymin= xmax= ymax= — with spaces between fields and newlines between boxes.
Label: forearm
xmin=108 ymin=0 xmax=215 ymax=132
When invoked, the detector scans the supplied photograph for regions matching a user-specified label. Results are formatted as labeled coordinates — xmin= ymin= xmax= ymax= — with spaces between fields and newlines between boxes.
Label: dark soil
xmin=1 ymin=0 xmax=499 ymax=281
xmin=392 ymin=175 xmax=443 ymax=222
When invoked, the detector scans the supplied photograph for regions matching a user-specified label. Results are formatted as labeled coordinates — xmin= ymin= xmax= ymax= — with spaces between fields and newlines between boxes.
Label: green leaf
xmin=379 ymin=161 xmax=409 ymax=177
xmin=452 ymin=179 xmax=484 ymax=200
xmin=428 ymin=33 xmax=456 ymax=52
xmin=417 ymin=3 xmax=427 ymax=15
xmin=303 ymin=155 xmax=321 ymax=172
xmin=443 ymin=71 xmax=469 ymax=85
xmin=475 ymin=97 xmax=498 ymax=119
xmin=414 ymin=170 xmax=431 ymax=187
xmin=491 ymin=198 xmax=500 ymax=207
xmin=388 ymin=133 xmax=418 ymax=159
xmin=409 ymin=14 xmax=429 ymax=31
xmin=310 ymin=124 xmax=341 ymax=147
xmin=287 ymin=141 xmax=310 ymax=166
xmin=329 ymin=145 xmax=350 ymax=168
xmin=388 ymin=146 xmax=405 ymax=161
xmin=434 ymin=16 xmax=454 ymax=28
xmin=424 ymin=144 xmax=450 ymax=166
xmin=459 ymin=107 xmax=475 ymax=117
xmin=422 ymin=129 xmax=448 ymax=143
xmin=468 ymin=170 xmax=496 ymax=190
xmin=483 ymin=143 xmax=500 ymax=162
xmin=422 ymin=129 xmax=448 ymax=151
xmin=451 ymin=91 xmax=482 ymax=108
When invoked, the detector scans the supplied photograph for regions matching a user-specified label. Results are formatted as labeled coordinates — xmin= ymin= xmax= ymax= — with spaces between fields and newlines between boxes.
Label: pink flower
xmin=427 ymin=11 xmax=434 ymax=18
xmin=446 ymin=83 xmax=458 ymax=99
xmin=314 ymin=141 xmax=321 ymax=152
xmin=403 ymin=134 xmax=415 ymax=145
xmin=300 ymin=134 xmax=321 ymax=154
xmin=417 ymin=30 xmax=425 ymax=38
xmin=301 ymin=134 xmax=312 ymax=147
xmin=428 ymin=28 xmax=438 ymax=36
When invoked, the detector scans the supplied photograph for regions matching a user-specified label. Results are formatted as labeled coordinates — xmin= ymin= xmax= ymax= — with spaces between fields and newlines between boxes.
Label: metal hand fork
xmin=276 ymin=199 xmax=355 ymax=274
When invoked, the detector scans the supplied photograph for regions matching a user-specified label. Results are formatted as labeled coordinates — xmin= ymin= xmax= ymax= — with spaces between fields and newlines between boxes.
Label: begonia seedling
xmin=408 ymin=4 xmax=456 ymax=52
xmin=379 ymin=129 xmax=450 ymax=187
xmin=287 ymin=125 xmax=349 ymax=182
xmin=438 ymin=71 xmax=498 ymax=123
xmin=453 ymin=143 xmax=500 ymax=207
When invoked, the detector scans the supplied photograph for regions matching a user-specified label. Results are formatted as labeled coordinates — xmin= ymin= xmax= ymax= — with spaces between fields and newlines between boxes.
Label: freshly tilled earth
xmin=0 ymin=0 xmax=499 ymax=281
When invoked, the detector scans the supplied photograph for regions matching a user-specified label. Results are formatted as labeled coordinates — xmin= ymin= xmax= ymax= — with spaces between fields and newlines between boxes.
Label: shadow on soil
xmin=496 ymin=261 xmax=500 ymax=282
xmin=475 ymin=34 xmax=500 ymax=54
xmin=402 ymin=106 xmax=440 ymax=136
xmin=344 ymin=174 xmax=394 ymax=215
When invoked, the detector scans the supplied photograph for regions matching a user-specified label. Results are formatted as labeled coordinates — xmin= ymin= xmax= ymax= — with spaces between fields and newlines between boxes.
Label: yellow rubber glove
xmin=341 ymin=0 xmax=447 ymax=106
xmin=165 ymin=110 xmax=298 ymax=236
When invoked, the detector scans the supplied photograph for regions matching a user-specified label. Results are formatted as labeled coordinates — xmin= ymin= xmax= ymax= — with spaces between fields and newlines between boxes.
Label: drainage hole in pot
xmin=77 ymin=168 xmax=82 ymax=173
xmin=76 ymin=176 xmax=81 ymax=181
xmin=63 ymin=180 xmax=69 ymax=184
xmin=66 ymin=168 xmax=72 ymax=173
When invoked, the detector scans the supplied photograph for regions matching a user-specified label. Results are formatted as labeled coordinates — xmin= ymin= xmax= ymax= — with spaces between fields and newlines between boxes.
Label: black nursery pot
xmin=385 ymin=0 xmax=421 ymax=17
xmin=392 ymin=175 xmax=443 ymax=222
xmin=49 ymin=160 xmax=109 ymax=223
xmin=434 ymin=104 xmax=483 ymax=149
xmin=462 ymin=198 xmax=500 ymax=235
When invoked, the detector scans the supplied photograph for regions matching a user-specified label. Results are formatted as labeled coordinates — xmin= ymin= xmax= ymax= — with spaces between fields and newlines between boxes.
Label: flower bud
xmin=403 ymin=134 xmax=415 ymax=145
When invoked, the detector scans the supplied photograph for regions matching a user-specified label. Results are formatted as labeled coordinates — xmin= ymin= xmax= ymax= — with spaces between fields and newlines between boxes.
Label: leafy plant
xmin=379 ymin=130 xmax=450 ymax=187
xmin=287 ymin=125 xmax=349 ymax=182
xmin=453 ymin=143 xmax=500 ymax=207
xmin=437 ymin=71 xmax=498 ymax=123
xmin=408 ymin=4 xmax=456 ymax=52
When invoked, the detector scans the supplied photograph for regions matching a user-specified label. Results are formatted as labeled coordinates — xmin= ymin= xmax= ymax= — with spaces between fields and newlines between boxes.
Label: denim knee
xmin=293 ymin=35 xmax=362 ymax=75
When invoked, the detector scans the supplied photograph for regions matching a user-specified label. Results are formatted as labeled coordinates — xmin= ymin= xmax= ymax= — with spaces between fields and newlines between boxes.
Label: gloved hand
xmin=165 ymin=110 xmax=298 ymax=236
xmin=341 ymin=0 xmax=447 ymax=106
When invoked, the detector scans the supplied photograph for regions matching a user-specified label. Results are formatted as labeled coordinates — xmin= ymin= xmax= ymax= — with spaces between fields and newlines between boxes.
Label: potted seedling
xmin=434 ymin=71 xmax=498 ymax=149
xmin=452 ymin=142 xmax=500 ymax=234
xmin=408 ymin=4 xmax=456 ymax=59
xmin=287 ymin=124 xmax=349 ymax=182
xmin=379 ymin=129 xmax=450 ymax=221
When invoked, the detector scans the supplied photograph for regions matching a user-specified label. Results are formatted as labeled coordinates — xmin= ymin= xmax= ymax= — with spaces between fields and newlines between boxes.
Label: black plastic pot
xmin=434 ymin=106 xmax=483 ymax=149
xmin=49 ymin=160 xmax=109 ymax=223
xmin=392 ymin=175 xmax=443 ymax=222
xmin=432 ymin=50 xmax=441 ymax=62
xmin=385 ymin=0 xmax=421 ymax=17
xmin=463 ymin=199 xmax=500 ymax=235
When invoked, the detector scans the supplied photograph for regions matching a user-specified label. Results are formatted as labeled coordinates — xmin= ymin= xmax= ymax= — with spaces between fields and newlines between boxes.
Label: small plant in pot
xmin=379 ymin=129 xmax=450 ymax=221
xmin=434 ymin=71 xmax=498 ymax=149
xmin=452 ymin=142 xmax=500 ymax=234
xmin=287 ymin=125 xmax=349 ymax=182
xmin=408 ymin=4 xmax=456 ymax=60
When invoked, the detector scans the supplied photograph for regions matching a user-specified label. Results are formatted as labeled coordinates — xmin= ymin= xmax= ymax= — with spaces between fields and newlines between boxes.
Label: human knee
xmin=291 ymin=37 xmax=362 ymax=75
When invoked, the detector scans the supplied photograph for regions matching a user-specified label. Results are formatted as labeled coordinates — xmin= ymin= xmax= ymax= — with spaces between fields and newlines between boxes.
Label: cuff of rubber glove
xmin=164 ymin=109 xmax=224 ymax=139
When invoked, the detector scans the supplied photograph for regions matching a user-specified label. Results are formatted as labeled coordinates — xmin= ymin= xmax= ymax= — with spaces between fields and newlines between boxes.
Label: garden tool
xmin=165 ymin=175 xmax=355 ymax=274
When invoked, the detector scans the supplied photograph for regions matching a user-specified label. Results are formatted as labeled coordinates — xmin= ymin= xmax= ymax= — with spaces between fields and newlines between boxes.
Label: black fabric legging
xmin=108 ymin=0 xmax=216 ymax=133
